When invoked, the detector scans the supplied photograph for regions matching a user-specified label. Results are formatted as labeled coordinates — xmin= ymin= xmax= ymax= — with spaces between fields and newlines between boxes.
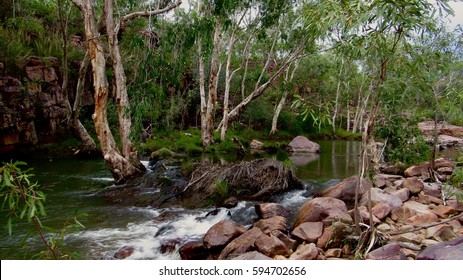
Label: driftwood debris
xmin=182 ymin=158 xmax=303 ymax=203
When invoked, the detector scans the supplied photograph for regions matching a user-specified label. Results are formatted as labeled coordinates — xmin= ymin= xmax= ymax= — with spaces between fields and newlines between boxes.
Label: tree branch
xmin=120 ymin=0 xmax=182 ymax=25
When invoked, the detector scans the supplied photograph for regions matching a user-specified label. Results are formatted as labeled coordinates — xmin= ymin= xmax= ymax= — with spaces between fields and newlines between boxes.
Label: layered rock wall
xmin=0 ymin=57 xmax=80 ymax=153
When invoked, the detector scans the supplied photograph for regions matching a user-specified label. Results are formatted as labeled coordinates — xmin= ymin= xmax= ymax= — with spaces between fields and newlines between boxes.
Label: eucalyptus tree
xmin=404 ymin=24 xmax=463 ymax=171
xmin=297 ymin=0 xmax=455 ymax=256
xmin=70 ymin=0 xmax=181 ymax=183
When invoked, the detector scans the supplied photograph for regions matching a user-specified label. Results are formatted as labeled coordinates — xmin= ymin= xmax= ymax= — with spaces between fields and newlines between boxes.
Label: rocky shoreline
xmin=168 ymin=158 xmax=462 ymax=260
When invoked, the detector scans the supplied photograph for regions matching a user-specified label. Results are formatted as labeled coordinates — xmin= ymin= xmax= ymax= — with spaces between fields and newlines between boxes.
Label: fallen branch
xmin=385 ymin=212 xmax=463 ymax=236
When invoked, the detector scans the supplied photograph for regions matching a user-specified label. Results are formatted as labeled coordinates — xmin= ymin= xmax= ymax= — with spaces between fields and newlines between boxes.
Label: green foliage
xmin=374 ymin=115 xmax=430 ymax=165
xmin=0 ymin=161 xmax=84 ymax=259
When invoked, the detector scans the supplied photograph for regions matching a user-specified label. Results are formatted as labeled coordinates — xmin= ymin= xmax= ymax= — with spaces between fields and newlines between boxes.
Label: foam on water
xmin=67 ymin=207 xmax=231 ymax=260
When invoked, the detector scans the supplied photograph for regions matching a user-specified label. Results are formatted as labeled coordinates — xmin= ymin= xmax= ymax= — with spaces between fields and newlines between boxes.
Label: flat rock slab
xmin=417 ymin=237 xmax=463 ymax=260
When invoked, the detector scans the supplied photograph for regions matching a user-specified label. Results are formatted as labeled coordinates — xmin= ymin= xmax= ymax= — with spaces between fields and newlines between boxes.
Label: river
xmin=0 ymin=140 xmax=361 ymax=259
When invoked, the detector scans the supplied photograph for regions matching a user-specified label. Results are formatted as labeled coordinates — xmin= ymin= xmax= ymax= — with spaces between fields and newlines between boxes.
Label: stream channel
xmin=0 ymin=140 xmax=361 ymax=259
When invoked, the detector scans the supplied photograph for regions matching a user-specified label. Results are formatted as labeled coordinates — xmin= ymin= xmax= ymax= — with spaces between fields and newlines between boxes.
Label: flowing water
xmin=0 ymin=141 xmax=361 ymax=259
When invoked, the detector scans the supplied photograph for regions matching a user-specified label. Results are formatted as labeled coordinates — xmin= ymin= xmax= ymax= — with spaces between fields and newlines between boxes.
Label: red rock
xmin=232 ymin=251 xmax=272 ymax=260
xmin=179 ymin=241 xmax=209 ymax=260
xmin=255 ymin=235 xmax=290 ymax=257
xmin=360 ymin=188 xmax=403 ymax=210
xmin=402 ymin=177 xmax=424 ymax=194
xmin=446 ymin=200 xmax=463 ymax=212
xmin=425 ymin=224 xmax=454 ymax=239
xmin=203 ymin=220 xmax=247 ymax=249
xmin=403 ymin=213 xmax=439 ymax=226
xmin=114 ymin=246 xmax=135 ymax=259
xmin=354 ymin=206 xmax=380 ymax=225
xmin=255 ymin=203 xmax=291 ymax=219
xmin=294 ymin=197 xmax=352 ymax=228
xmin=315 ymin=176 xmax=372 ymax=203
xmin=287 ymin=136 xmax=320 ymax=153
xmin=418 ymin=193 xmax=443 ymax=205
xmin=423 ymin=182 xmax=442 ymax=198
xmin=372 ymin=202 xmax=392 ymax=220
xmin=289 ymin=243 xmax=319 ymax=260
xmin=365 ymin=243 xmax=406 ymax=260
xmin=254 ymin=216 xmax=288 ymax=234
xmin=390 ymin=188 xmax=410 ymax=202
xmin=271 ymin=230 xmax=298 ymax=251
xmin=291 ymin=222 xmax=324 ymax=243
xmin=432 ymin=205 xmax=457 ymax=218
xmin=417 ymin=236 xmax=463 ymax=260
xmin=218 ymin=227 xmax=265 ymax=260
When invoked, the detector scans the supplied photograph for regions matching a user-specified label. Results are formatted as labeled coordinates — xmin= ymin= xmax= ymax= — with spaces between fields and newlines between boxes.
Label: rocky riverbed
xmin=112 ymin=156 xmax=463 ymax=260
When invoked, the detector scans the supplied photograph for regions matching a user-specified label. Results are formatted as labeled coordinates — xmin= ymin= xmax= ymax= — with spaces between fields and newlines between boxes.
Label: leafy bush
xmin=374 ymin=115 xmax=430 ymax=165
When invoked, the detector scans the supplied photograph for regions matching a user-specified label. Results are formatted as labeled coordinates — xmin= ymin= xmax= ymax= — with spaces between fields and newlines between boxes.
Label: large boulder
xmin=294 ymin=197 xmax=352 ymax=228
xmin=287 ymin=136 xmax=320 ymax=153
xmin=218 ymin=227 xmax=265 ymax=260
xmin=291 ymin=222 xmax=324 ymax=243
xmin=417 ymin=237 xmax=463 ymax=260
xmin=203 ymin=220 xmax=247 ymax=250
xmin=360 ymin=188 xmax=403 ymax=210
xmin=316 ymin=176 xmax=372 ymax=204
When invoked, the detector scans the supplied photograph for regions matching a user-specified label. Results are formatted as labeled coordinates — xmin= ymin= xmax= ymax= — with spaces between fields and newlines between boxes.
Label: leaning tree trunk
xmin=270 ymin=60 xmax=298 ymax=135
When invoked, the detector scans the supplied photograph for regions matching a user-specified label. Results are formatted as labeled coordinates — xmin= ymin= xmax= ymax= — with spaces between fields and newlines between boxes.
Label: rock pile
xmin=175 ymin=157 xmax=463 ymax=260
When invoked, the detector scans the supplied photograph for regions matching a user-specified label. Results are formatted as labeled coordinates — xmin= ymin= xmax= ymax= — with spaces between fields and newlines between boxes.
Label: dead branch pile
xmin=182 ymin=158 xmax=303 ymax=201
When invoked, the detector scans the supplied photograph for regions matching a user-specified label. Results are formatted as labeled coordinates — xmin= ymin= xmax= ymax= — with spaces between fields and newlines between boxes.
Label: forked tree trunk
xmin=72 ymin=0 xmax=144 ymax=183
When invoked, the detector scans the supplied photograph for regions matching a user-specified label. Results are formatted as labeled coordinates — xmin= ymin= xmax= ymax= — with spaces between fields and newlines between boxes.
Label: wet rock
xmin=287 ymin=136 xmax=320 ymax=153
xmin=365 ymin=243 xmax=406 ymax=260
xmin=218 ymin=227 xmax=265 ymax=260
xmin=254 ymin=216 xmax=288 ymax=235
xmin=294 ymin=197 xmax=352 ymax=228
xmin=179 ymin=240 xmax=209 ymax=260
xmin=255 ymin=203 xmax=291 ymax=219
xmin=232 ymin=251 xmax=272 ymax=260
xmin=417 ymin=236 xmax=463 ymax=260
xmin=221 ymin=196 xmax=238 ymax=209
xmin=255 ymin=235 xmax=290 ymax=257
xmin=203 ymin=220 xmax=247 ymax=250
xmin=114 ymin=246 xmax=135 ymax=259
xmin=372 ymin=202 xmax=392 ymax=220
xmin=291 ymin=222 xmax=324 ymax=243
xmin=153 ymin=211 xmax=180 ymax=223
xmin=160 ymin=239 xmax=181 ymax=254
xmin=289 ymin=243 xmax=319 ymax=260
xmin=360 ymin=188 xmax=403 ymax=210
xmin=315 ymin=176 xmax=372 ymax=204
